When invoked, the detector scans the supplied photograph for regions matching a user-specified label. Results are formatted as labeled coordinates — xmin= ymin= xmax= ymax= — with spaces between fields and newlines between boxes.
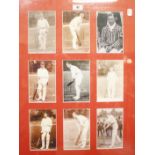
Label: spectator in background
xmin=97 ymin=120 xmax=104 ymax=137
xmin=117 ymin=115 xmax=123 ymax=138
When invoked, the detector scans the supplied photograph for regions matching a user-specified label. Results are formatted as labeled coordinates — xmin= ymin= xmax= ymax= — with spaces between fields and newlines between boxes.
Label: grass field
xmin=28 ymin=26 xmax=56 ymax=53
xmin=64 ymin=119 xmax=90 ymax=150
xmin=97 ymin=134 xmax=123 ymax=149
xmin=64 ymin=71 xmax=90 ymax=102
xmin=63 ymin=23 xmax=90 ymax=53
xmin=29 ymin=73 xmax=56 ymax=103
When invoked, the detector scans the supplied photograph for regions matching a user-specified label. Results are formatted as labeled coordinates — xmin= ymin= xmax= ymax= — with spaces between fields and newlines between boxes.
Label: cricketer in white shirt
xmin=66 ymin=62 xmax=83 ymax=100
xmin=104 ymin=114 xmax=121 ymax=147
xmin=106 ymin=67 xmax=118 ymax=98
xmin=40 ymin=113 xmax=52 ymax=149
xmin=72 ymin=112 xmax=89 ymax=148
xmin=37 ymin=13 xmax=50 ymax=50
xmin=37 ymin=62 xmax=49 ymax=101
xmin=69 ymin=13 xmax=84 ymax=49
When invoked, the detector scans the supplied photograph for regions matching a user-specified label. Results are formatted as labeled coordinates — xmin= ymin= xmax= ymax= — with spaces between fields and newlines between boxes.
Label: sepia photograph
xmin=63 ymin=60 xmax=90 ymax=102
xmin=97 ymin=12 xmax=123 ymax=53
xmin=29 ymin=60 xmax=56 ymax=103
xmin=63 ymin=11 xmax=90 ymax=53
xmin=97 ymin=60 xmax=124 ymax=102
xmin=97 ymin=108 xmax=123 ymax=149
xmin=29 ymin=110 xmax=57 ymax=151
xmin=28 ymin=11 xmax=56 ymax=53
xmin=63 ymin=109 xmax=90 ymax=150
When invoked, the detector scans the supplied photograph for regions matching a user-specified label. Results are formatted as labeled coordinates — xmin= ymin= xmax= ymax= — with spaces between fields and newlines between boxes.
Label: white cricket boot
xmin=73 ymin=96 xmax=80 ymax=101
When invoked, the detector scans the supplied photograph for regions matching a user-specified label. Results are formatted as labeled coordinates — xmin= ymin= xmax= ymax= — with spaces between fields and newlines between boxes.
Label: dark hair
xmin=107 ymin=13 xmax=114 ymax=18
xmin=66 ymin=62 xmax=71 ymax=65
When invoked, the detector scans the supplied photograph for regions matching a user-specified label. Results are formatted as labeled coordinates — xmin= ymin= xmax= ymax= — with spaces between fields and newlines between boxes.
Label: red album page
xmin=20 ymin=0 xmax=135 ymax=155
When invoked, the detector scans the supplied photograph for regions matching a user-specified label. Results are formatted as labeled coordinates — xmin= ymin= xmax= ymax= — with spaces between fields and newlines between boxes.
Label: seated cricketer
xmin=99 ymin=13 xmax=123 ymax=53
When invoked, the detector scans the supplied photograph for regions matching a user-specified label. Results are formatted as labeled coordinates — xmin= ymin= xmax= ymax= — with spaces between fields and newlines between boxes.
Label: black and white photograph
xmin=29 ymin=60 xmax=56 ymax=103
xmin=97 ymin=12 xmax=123 ymax=53
xmin=63 ymin=60 xmax=90 ymax=102
xmin=30 ymin=110 xmax=57 ymax=151
xmin=28 ymin=11 xmax=56 ymax=53
xmin=97 ymin=108 xmax=123 ymax=149
xmin=63 ymin=109 xmax=90 ymax=150
xmin=97 ymin=60 xmax=124 ymax=102
xmin=63 ymin=11 xmax=90 ymax=53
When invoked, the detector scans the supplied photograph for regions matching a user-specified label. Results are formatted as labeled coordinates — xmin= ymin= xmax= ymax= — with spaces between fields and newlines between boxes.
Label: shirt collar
xmin=107 ymin=22 xmax=116 ymax=31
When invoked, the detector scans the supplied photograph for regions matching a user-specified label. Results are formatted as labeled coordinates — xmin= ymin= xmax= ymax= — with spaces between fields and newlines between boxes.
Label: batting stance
xmin=106 ymin=66 xmax=118 ymax=98
xmin=66 ymin=62 xmax=83 ymax=101
xmin=37 ymin=13 xmax=49 ymax=50
xmin=99 ymin=13 xmax=123 ymax=53
xmin=72 ymin=112 xmax=89 ymax=148
xmin=104 ymin=113 xmax=121 ymax=148
xmin=37 ymin=61 xmax=49 ymax=102
xmin=40 ymin=113 xmax=52 ymax=150
xmin=69 ymin=13 xmax=85 ymax=49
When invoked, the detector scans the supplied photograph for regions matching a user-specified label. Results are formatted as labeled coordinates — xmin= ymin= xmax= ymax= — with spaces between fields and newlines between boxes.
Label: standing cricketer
xmin=69 ymin=13 xmax=85 ymax=49
xmin=99 ymin=13 xmax=123 ymax=53
xmin=104 ymin=113 xmax=121 ymax=148
xmin=66 ymin=62 xmax=83 ymax=101
xmin=72 ymin=112 xmax=89 ymax=148
xmin=40 ymin=112 xmax=52 ymax=150
xmin=37 ymin=13 xmax=50 ymax=50
xmin=37 ymin=61 xmax=49 ymax=102
xmin=106 ymin=66 xmax=118 ymax=98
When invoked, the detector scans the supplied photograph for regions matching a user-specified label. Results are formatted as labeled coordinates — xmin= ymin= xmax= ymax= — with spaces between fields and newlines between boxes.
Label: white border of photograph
xmin=96 ymin=11 xmax=124 ymax=54
xmin=62 ymin=10 xmax=90 ymax=54
xmin=62 ymin=60 xmax=90 ymax=103
xmin=29 ymin=109 xmax=57 ymax=151
xmin=28 ymin=10 xmax=56 ymax=54
xmin=96 ymin=59 xmax=124 ymax=102
xmin=63 ymin=108 xmax=91 ymax=150
xmin=28 ymin=60 xmax=56 ymax=103
xmin=96 ymin=108 xmax=124 ymax=150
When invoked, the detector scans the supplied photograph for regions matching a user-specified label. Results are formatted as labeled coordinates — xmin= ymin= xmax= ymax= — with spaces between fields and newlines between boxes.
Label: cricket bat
xmin=36 ymin=133 xmax=42 ymax=148
xmin=74 ymin=129 xmax=82 ymax=145
xmin=67 ymin=80 xmax=75 ymax=87
xmin=36 ymin=136 xmax=41 ymax=148
xmin=76 ymin=31 xmax=82 ymax=46
xmin=33 ymin=83 xmax=38 ymax=100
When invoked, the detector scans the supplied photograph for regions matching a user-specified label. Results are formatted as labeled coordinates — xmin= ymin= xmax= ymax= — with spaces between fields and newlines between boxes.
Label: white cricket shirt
xmin=41 ymin=117 xmax=52 ymax=133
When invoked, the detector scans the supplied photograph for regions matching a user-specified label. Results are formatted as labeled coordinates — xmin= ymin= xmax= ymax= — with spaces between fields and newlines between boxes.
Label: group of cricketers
xmin=29 ymin=11 xmax=123 ymax=150
xmin=31 ymin=61 xmax=84 ymax=102
xmin=30 ymin=11 xmax=123 ymax=53
xmin=32 ymin=60 xmax=118 ymax=102
xmin=34 ymin=109 xmax=122 ymax=150
xmin=30 ymin=12 xmax=85 ymax=52
xmin=29 ymin=11 xmax=122 ymax=101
